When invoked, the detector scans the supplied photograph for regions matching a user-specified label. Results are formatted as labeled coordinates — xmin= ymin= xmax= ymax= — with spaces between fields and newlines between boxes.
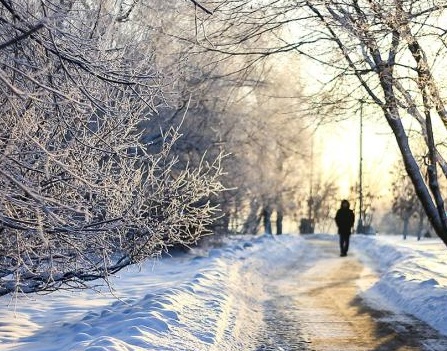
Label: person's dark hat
xmin=341 ymin=199 xmax=350 ymax=208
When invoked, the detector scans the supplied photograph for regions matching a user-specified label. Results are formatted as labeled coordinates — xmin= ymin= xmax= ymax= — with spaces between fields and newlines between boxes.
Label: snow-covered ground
xmin=354 ymin=233 xmax=447 ymax=335
xmin=1 ymin=233 xmax=447 ymax=350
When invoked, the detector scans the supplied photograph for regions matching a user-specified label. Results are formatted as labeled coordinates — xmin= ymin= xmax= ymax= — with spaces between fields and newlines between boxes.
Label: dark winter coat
xmin=335 ymin=206 xmax=355 ymax=235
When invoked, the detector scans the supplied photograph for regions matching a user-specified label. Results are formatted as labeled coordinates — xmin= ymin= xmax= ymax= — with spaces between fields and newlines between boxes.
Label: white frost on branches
xmin=0 ymin=0 xmax=224 ymax=295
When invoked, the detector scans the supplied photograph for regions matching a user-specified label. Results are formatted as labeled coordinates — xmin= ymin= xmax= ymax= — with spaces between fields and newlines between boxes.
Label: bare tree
xmin=300 ymin=0 xmax=447 ymax=243
xmin=310 ymin=179 xmax=339 ymax=233
xmin=197 ymin=0 xmax=447 ymax=245
xmin=391 ymin=161 xmax=428 ymax=239
xmin=0 ymin=0 xmax=224 ymax=295
xmin=225 ymin=56 xmax=310 ymax=234
xmin=152 ymin=24 xmax=312 ymax=235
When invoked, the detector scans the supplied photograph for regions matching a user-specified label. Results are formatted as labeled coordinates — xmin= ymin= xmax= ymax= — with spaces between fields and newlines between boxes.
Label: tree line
xmin=0 ymin=0 xmax=315 ymax=295
xmin=3 ymin=0 xmax=447 ymax=295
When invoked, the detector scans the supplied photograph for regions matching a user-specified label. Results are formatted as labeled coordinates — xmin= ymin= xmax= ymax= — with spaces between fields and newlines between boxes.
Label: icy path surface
xmin=2 ymin=234 xmax=447 ymax=350
xmin=269 ymin=237 xmax=447 ymax=351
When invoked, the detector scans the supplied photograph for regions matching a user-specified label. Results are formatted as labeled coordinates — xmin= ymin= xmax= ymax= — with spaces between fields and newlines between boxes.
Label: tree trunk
xmin=241 ymin=199 xmax=261 ymax=234
xmin=263 ymin=207 xmax=272 ymax=235
xmin=384 ymin=102 xmax=447 ymax=245
xmin=276 ymin=209 xmax=283 ymax=235
xmin=417 ymin=212 xmax=424 ymax=241
xmin=377 ymin=64 xmax=447 ymax=245
xmin=403 ymin=217 xmax=409 ymax=240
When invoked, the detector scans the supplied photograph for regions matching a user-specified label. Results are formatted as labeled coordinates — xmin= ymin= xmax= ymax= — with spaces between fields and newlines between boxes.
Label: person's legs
xmin=339 ymin=234 xmax=344 ymax=255
xmin=344 ymin=234 xmax=350 ymax=254
xmin=340 ymin=233 xmax=350 ymax=256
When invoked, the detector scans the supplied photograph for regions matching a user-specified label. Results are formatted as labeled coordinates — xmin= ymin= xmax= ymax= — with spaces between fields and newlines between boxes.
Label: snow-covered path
xmin=247 ymin=235 xmax=447 ymax=351
xmin=266 ymin=237 xmax=447 ymax=351
xmin=2 ymin=234 xmax=447 ymax=350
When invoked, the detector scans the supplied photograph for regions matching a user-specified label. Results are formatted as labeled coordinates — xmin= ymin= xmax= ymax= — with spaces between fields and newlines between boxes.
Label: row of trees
xmin=0 ymin=0 xmax=318 ymax=295
xmin=4 ymin=0 xmax=447 ymax=295
xmin=194 ymin=0 xmax=447 ymax=244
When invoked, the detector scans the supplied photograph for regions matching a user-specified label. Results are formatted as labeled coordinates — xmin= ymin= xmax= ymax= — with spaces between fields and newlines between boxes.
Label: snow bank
xmin=354 ymin=234 xmax=447 ymax=335
xmin=1 ymin=235 xmax=304 ymax=351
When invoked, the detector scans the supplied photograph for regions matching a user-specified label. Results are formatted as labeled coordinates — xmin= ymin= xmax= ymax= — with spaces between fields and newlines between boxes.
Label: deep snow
xmin=1 ymin=233 xmax=447 ymax=350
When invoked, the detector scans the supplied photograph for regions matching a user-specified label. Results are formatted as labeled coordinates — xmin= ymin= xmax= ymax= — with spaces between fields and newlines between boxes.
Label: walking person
xmin=335 ymin=199 xmax=355 ymax=257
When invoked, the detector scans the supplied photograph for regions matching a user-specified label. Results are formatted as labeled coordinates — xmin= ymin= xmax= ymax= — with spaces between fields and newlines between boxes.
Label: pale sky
xmin=314 ymin=115 xmax=400 ymax=201
xmin=297 ymin=55 xmax=401 ymax=204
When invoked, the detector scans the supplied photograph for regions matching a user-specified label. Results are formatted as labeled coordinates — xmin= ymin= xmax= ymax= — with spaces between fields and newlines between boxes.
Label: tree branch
xmin=0 ymin=22 xmax=44 ymax=50
xmin=189 ymin=0 xmax=213 ymax=15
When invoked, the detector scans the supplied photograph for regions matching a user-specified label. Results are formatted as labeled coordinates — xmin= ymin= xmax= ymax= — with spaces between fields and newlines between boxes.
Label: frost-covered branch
xmin=0 ymin=0 xmax=224 ymax=296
